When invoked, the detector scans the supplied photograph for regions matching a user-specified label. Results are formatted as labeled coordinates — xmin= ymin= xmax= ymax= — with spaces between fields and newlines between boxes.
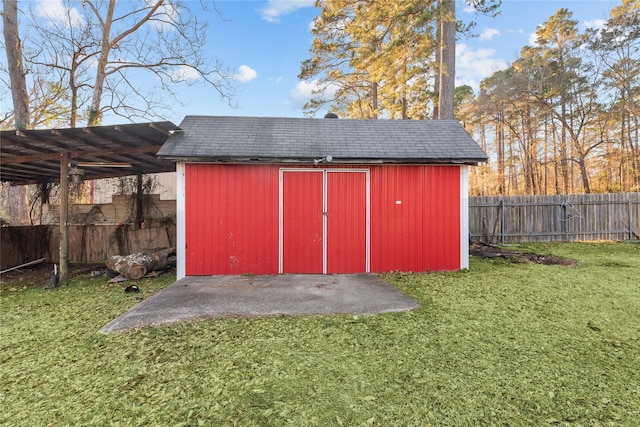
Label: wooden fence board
xmin=470 ymin=192 xmax=640 ymax=243
xmin=1 ymin=225 xmax=176 ymax=269
xmin=41 ymin=194 xmax=175 ymax=225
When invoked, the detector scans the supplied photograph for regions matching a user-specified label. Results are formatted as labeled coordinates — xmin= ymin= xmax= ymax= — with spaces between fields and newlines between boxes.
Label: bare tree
xmin=24 ymin=0 xmax=97 ymax=127
xmin=82 ymin=0 xmax=235 ymax=126
xmin=2 ymin=0 xmax=30 ymax=129
xmin=4 ymin=0 xmax=235 ymax=128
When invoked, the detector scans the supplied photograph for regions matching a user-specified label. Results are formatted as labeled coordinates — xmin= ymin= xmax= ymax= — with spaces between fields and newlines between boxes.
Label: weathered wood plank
xmin=469 ymin=192 xmax=640 ymax=243
xmin=1 ymin=224 xmax=176 ymax=268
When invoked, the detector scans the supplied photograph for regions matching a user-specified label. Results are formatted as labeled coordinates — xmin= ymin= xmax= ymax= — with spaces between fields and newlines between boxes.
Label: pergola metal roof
xmin=0 ymin=121 xmax=181 ymax=186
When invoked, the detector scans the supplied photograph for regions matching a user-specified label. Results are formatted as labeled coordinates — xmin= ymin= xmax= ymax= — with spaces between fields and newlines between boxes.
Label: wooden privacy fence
xmin=470 ymin=192 xmax=640 ymax=243
xmin=3 ymin=192 xmax=639 ymax=269
xmin=40 ymin=194 xmax=176 ymax=226
xmin=0 ymin=224 xmax=176 ymax=270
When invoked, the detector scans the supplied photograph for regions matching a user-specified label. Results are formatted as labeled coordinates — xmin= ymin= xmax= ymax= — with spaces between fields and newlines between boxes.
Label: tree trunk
xmin=437 ymin=0 xmax=455 ymax=120
xmin=497 ymin=119 xmax=505 ymax=194
xmin=560 ymin=110 xmax=570 ymax=194
xmin=630 ymin=113 xmax=640 ymax=189
xmin=70 ymin=51 xmax=80 ymax=128
xmin=2 ymin=0 xmax=30 ymax=129
xmin=433 ymin=19 xmax=440 ymax=120
xmin=106 ymin=247 xmax=175 ymax=280
xmin=88 ymin=0 xmax=116 ymax=126
xmin=371 ymin=81 xmax=378 ymax=119
xmin=401 ymin=57 xmax=408 ymax=120
xmin=576 ymin=157 xmax=591 ymax=194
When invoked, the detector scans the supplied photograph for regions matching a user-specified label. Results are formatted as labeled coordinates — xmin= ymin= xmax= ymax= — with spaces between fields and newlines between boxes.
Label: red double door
xmin=281 ymin=169 xmax=369 ymax=274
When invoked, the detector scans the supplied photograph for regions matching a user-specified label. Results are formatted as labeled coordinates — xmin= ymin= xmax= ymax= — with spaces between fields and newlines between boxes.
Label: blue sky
xmin=174 ymin=0 xmax=620 ymax=124
xmin=2 ymin=0 xmax=622 ymax=126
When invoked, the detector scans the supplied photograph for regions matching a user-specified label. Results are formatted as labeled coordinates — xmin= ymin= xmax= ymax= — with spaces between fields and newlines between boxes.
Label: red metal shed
xmin=158 ymin=116 xmax=487 ymax=278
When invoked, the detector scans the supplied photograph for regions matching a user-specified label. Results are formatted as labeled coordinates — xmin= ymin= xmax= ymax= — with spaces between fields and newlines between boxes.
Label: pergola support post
xmin=59 ymin=153 xmax=69 ymax=285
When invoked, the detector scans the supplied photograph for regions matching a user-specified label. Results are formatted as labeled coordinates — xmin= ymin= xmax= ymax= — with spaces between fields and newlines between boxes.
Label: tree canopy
xmin=299 ymin=0 xmax=500 ymax=119
xmin=1 ymin=0 xmax=234 ymax=129
xmin=462 ymin=3 xmax=639 ymax=195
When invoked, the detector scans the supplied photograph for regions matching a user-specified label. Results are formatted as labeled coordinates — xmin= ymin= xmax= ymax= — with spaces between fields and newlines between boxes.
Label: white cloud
xmin=529 ymin=31 xmax=540 ymax=47
xmin=583 ymin=19 xmax=606 ymax=31
xmin=290 ymin=80 xmax=317 ymax=105
xmin=233 ymin=65 xmax=258 ymax=83
xmin=259 ymin=0 xmax=315 ymax=23
xmin=170 ymin=65 xmax=201 ymax=82
xmin=145 ymin=0 xmax=180 ymax=31
xmin=290 ymin=80 xmax=337 ymax=107
xmin=455 ymin=43 xmax=508 ymax=91
xmin=479 ymin=27 xmax=500 ymax=42
xmin=36 ymin=0 xmax=84 ymax=27
xmin=463 ymin=5 xmax=476 ymax=13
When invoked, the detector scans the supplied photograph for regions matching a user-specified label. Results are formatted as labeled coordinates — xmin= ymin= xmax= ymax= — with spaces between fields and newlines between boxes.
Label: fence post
xmin=500 ymin=199 xmax=505 ymax=244
xmin=564 ymin=199 xmax=570 ymax=241
xmin=630 ymin=199 xmax=633 ymax=241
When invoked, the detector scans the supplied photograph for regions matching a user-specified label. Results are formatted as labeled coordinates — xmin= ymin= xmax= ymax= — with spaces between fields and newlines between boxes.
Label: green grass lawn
xmin=1 ymin=243 xmax=639 ymax=426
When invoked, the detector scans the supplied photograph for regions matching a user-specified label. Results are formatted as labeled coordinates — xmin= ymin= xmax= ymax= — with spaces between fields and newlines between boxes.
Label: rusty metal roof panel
xmin=0 ymin=122 xmax=181 ymax=185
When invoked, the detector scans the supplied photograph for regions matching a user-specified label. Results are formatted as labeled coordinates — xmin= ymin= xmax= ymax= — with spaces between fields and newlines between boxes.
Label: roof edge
xmin=157 ymin=156 xmax=488 ymax=166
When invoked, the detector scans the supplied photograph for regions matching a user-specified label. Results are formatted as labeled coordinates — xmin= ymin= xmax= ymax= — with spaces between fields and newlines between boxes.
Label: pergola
xmin=0 ymin=121 xmax=181 ymax=284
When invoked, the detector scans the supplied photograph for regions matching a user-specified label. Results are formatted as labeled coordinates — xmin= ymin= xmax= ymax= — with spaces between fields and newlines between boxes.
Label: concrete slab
xmin=100 ymin=274 xmax=419 ymax=332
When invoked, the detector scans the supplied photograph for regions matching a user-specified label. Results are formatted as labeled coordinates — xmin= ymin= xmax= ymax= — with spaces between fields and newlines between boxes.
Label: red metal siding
xmin=185 ymin=164 xmax=279 ymax=275
xmin=369 ymin=165 xmax=460 ymax=271
xmin=282 ymin=171 xmax=324 ymax=273
xmin=326 ymin=171 xmax=367 ymax=273
xmin=186 ymin=164 xmax=460 ymax=275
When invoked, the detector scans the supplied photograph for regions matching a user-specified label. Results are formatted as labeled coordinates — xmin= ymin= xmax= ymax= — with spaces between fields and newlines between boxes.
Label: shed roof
xmin=1 ymin=121 xmax=181 ymax=186
xmin=157 ymin=116 xmax=488 ymax=165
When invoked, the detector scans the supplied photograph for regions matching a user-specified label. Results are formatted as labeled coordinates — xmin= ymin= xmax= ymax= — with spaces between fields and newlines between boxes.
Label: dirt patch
xmin=0 ymin=262 xmax=105 ymax=289
xmin=470 ymin=242 xmax=579 ymax=267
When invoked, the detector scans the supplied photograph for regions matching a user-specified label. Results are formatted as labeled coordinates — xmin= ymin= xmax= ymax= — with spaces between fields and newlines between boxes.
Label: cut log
xmin=105 ymin=247 xmax=175 ymax=280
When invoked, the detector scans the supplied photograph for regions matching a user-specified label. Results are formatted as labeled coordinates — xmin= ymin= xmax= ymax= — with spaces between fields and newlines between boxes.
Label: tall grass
xmin=1 ymin=243 xmax=638 ymax=426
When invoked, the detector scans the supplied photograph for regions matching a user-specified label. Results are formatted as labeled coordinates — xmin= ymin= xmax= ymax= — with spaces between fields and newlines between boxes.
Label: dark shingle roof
xmin=157 ymin=116 xmax=487 ymax=165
